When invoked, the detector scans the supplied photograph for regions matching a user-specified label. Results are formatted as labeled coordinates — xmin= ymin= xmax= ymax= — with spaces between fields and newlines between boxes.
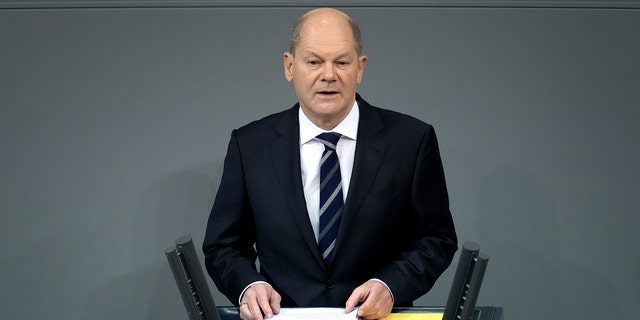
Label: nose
xmin=321 ymin=63 xmax=337 ymax=82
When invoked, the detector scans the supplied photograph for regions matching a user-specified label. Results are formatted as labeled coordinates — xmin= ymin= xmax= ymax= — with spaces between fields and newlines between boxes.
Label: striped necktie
xmin=316 ymin=132 xmax=343 ymax=265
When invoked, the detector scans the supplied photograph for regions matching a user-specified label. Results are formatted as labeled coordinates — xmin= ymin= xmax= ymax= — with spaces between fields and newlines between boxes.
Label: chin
xmin=315 ymin=104 xmax=345 ymax=115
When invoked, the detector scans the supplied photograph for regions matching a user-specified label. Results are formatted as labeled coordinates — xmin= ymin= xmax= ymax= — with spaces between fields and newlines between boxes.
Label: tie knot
xmin=316 ymin=132 xmax=342 ymax=150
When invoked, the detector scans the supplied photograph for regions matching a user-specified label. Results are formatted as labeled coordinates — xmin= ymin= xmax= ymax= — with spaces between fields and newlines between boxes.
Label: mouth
xmin=316 ymin=90 xmax=339 ymax=97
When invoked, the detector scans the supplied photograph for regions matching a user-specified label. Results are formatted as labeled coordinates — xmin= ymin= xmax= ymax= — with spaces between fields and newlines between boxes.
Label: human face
xmin=284 ymin=14 xmax=367 ymax=130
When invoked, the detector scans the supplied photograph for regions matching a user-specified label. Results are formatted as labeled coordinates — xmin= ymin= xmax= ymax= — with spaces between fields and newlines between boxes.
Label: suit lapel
xmin=269 ymin=105 xmax=325 ymax=266
xmin=333 ymin=98 xmax=387 ymax=260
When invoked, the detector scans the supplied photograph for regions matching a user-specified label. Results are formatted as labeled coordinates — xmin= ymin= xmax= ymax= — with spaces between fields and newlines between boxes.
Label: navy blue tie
xmin=316 ymin=132 xmax=343 ymax=265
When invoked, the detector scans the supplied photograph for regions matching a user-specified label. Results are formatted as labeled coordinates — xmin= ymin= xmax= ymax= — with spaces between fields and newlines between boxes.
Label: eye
xmin=306 ymin=59 xmax=320 ymax=67
xmin=337 ymin=60 xmax=351 ymax=68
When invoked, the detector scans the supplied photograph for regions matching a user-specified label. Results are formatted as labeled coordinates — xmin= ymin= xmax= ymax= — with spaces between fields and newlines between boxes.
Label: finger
xmin=245 ymin=283 xmax=282 ymax=320
xmin=257 ymin=293 xmax=274 ymax=318
xmin=355 ymin=285 xmax=384 ymax=318
xmin=345 ymin=290 xmax=363 ymax=312
xmin=251 ymin=284 xmax=278 ymax=318
xmin=357 ymin=284 xmax=393 ymax=319
xmin=345 ymin=283 xmax=369 ymax=313
xmin=358 ymin=300 xmax=389 ymax=320
xmin=270 ymin=291 xmax=282 ymax=315
xmin=241 ymin=293 xmax=264 ymax=320
xmin=357 ymin=298 xmax=378 ymax=319
xmin=239 ymin=301 xmax=252 ymax=320
xmin=247 ymin=300 xmax=265 ymax=320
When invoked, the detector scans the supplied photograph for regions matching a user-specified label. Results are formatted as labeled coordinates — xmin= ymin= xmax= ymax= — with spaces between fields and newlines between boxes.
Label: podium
xmin=166 ymin=236 xmax=500 ymax=320
xmin=215 ymin=306 xmax=503 ymax=320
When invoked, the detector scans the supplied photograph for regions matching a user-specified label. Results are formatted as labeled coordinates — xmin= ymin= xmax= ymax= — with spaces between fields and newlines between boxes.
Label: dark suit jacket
xmin=203 ymin=94 xmax=457 ymax=307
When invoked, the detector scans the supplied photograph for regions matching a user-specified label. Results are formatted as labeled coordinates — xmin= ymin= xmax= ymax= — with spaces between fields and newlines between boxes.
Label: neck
xmin=301 ymin=102 xmax=355 ymax=131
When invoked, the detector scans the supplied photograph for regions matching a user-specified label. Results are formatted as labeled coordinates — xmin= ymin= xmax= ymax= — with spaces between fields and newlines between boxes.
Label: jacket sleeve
xmin=202 ymin=129 xmax=266 ymax=304
xmin=374 ymin=125 xmax=458 ymax=305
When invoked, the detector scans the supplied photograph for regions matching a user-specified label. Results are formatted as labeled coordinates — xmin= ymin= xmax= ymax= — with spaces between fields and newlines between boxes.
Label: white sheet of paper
xmin=271 ymin=307 xmax=359 ymax=320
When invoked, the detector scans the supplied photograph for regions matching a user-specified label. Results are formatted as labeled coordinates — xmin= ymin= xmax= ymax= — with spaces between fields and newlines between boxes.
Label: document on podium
xmin=271 ymin=308 xmax=359 ymax=320
xmin=269 ymin=307 xmax=444 ymax=320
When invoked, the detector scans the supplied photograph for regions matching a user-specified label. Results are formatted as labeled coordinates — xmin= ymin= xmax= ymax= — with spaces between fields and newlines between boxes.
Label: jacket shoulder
xmin=234 ymin=105 xmax=298 ymax=138
xmin=358 ymin=96 xmax=434 ymax=137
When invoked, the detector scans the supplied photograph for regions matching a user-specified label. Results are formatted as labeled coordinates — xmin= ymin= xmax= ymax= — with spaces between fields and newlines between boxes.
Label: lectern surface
xmin=217 ymin=306 xmax=503 ymax=320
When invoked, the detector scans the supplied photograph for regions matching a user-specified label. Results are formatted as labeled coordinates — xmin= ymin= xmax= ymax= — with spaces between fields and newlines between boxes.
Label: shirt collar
xmin=299 ymin=101 xmax=359 ymax=145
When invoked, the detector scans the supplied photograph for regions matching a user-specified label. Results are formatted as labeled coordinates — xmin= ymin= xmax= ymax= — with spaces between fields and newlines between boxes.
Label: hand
xmin=345 ymin=280 xmax=393 ymax=320
xmin=239 ymin=283 xmax=281 ymax=320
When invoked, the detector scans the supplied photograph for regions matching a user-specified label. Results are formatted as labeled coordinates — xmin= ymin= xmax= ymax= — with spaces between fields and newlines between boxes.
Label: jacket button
xmin=326 ymin=281 xmax=335 ymax=289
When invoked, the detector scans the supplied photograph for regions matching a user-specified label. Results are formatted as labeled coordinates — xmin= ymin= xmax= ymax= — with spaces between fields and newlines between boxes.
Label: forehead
xmin=298 ymin=17 xmax=357 ymax=54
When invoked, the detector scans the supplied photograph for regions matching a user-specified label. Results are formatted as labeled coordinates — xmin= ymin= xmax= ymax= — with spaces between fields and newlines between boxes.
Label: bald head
xmin=289 ymin=8 xmax=363 ymax=56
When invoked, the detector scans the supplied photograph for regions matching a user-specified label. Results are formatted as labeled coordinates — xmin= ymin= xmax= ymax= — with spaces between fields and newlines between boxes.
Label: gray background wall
xmin=1 ymin=1 xmax=639 ymax=319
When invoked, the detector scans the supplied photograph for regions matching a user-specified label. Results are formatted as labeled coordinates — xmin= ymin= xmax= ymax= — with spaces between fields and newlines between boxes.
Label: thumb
xmin=345 ymin=287 xmax=365 ymax=313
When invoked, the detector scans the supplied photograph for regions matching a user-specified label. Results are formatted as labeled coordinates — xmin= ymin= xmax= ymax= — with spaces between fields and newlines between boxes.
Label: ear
xmin=356 ymin=55 xmax=368 ymax=84
xmin=283 ymin=52 xmax=294 ymax=82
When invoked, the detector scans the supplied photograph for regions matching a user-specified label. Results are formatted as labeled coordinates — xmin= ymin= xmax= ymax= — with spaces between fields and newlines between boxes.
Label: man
xmin=202 ymin=8 xmax=457 ymax=320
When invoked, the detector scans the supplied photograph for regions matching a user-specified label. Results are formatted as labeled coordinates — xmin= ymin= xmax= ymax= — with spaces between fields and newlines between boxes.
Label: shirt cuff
xmin=238 ymin=281 xmax=272 ymax=305
xmin=370 ymin=278 xmax=395 ymax=305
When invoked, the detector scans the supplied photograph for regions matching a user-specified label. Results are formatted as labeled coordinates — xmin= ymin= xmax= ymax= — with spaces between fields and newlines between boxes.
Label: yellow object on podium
xmin=383 ymin=313 xmax=444 ymax=320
